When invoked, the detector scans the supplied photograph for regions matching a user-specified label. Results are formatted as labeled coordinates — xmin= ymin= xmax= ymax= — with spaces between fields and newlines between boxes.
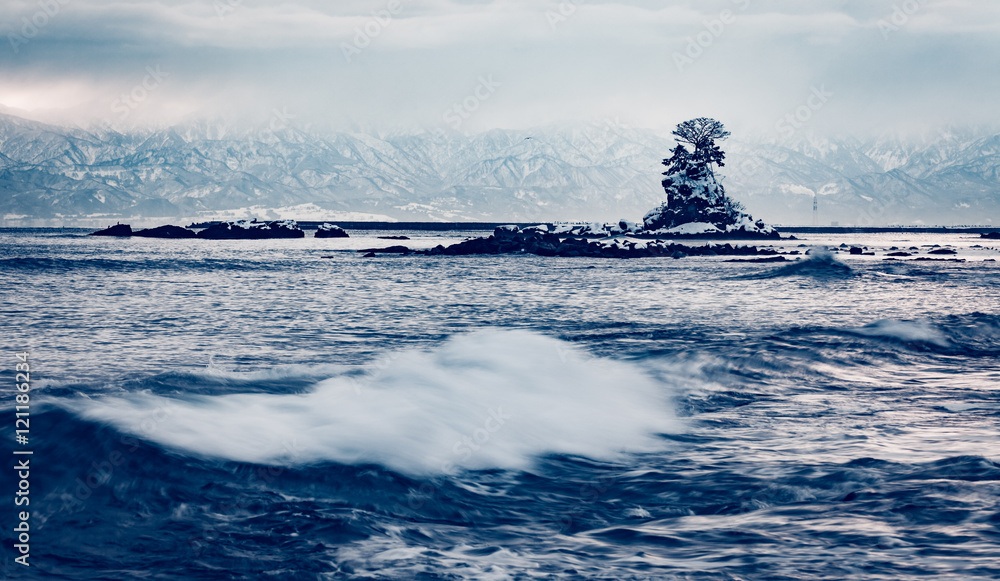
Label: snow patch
xmin=666 ymin=222 xmax=721 ymax=235
xmin=780 ymin=184 xmax=815 ymax=197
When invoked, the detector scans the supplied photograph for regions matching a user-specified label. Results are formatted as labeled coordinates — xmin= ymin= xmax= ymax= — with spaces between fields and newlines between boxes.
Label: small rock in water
xmin=90 ymin=224 xmax=132 ymax=237
xmin=358 ymin=246 xmax=411 ymax=254
xmin=133 ymin=225 xmax=196 ymax=238
xmin=725 ymin=256 xmax=788 ymax=263
xmin=316 ymin=224 xmax=349 ymax=238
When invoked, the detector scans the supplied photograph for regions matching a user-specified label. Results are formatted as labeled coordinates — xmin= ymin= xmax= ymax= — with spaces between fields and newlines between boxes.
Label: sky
xmin=1 ymin=0 xmax=999 ymax=136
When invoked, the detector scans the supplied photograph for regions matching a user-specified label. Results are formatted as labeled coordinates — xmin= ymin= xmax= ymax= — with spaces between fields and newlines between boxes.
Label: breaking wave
xmin=66 ymin=330 xmax=680 ymax=476
xmin=756 ymin=247 xmax=853 ymax=278
xmin=849 ymin=319 xmax=951 ymax=347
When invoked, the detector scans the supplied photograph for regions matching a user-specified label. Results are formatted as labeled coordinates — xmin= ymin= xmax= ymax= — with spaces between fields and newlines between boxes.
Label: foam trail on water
xmin=68 ymin=330 xmax=680 ymax=476
xmin=754 ymin=247 xmax=852 ymax=278
xmin=851 ymin=319 xmax=950 ymax=347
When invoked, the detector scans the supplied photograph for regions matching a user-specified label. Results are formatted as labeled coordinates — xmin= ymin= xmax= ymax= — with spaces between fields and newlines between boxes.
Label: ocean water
xmin=2 ymin=228 xmax=999 ymax=580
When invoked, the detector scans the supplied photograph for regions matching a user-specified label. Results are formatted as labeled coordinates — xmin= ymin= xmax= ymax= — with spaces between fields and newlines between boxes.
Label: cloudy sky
xmin=1 ymin=0 xmax=998 ymax=136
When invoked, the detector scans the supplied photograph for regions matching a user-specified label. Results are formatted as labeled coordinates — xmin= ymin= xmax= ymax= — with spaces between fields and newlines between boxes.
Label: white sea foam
xmin=852 ymin=320 xmax=950 ymax=347
xmin=751 ymin=246 xmax=852 ymax=278
xmin=69 ymin=330 xmax=679 ymax=476
xmin=197 ymin=362 xmax=352 ymax=382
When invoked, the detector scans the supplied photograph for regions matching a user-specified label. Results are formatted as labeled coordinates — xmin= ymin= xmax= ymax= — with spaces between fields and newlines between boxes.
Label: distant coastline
xmin=183 ymin=221 xmax=1000 ymax=234
xmin=3 ymin=222 xmax=999 ymax=236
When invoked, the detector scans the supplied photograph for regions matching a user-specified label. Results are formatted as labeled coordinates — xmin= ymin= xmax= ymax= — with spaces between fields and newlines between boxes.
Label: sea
xmin=2 ymin=227 xmax=999 ymax=580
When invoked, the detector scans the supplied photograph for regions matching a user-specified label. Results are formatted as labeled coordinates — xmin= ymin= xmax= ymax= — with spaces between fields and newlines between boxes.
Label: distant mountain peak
xmin=0 ymin=112 xmax=997 ymax=227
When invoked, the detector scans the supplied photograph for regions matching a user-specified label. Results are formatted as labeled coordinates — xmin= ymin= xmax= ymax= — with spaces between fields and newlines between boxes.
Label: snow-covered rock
xmin=197 ymin=219 xmax=304 ymax=239
xmin=726 ymin=216 xmax=776 ymax=236
xmin=315 ymin=223 xmax=349 ymax=238
xmin=666 ymin=222 xmax=721 ymax=235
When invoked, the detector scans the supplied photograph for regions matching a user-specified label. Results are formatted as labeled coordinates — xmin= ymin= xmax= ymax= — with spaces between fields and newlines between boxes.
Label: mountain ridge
xmin=1 ymin=113 xmax=998 ymax=227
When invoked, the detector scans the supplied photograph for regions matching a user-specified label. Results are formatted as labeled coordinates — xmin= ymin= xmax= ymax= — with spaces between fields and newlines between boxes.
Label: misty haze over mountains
xmin=1 ymin=112 xmax=997 ymax=227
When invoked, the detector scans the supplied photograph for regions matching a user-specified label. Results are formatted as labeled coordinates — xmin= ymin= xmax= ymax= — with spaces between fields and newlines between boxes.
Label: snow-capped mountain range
xmin=1 ymin=113 xmax=998 ymax=227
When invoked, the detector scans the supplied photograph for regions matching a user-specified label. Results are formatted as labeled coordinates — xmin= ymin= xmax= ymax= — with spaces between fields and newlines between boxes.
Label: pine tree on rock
xmin=643 ymin=118 xmax=751 ymax=232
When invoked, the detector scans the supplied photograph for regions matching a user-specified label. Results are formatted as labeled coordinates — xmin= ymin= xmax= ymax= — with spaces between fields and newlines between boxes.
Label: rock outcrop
xmin=315 ymin=223 xmax=349 ymax=238
xmin=547 ymin=218 xmax=779 ymax=240
xmin=409 ymin=227 xmax=778 ymax=259
xmin=197 ymin=220 xmax=305 ymax=239
xmin=635 ymin=118 xmax=778 ymax=240
xmin=90 ymin=224 xmax=132 ymax=236
xmin=357 ymin=245 xmax=412 ymax=254
xmin=133 ymin=225 xmax=197 ymax=238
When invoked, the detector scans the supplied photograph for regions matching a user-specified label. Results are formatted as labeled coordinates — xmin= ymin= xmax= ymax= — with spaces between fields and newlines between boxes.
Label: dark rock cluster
xmin=91 ymin=220 xmax=307 ymax=239
xmin=553 ymin=220 xmax=781 ymax=240
xmin=364 ymin=226 xmax=780 ymax=259
xmin=198 ymin=220 xmax=304 ymax=239
xmin=91 ymin=223 xmax=197 ymax=238
xmin=132 ymin=225 xmax=197 ymax=238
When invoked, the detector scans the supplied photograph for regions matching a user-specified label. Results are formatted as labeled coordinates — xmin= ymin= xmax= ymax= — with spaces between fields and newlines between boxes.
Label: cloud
xmin=0 ymin=0 xmax=998 ymax=135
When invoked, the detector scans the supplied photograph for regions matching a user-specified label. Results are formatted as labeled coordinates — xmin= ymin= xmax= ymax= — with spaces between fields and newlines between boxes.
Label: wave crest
xmin=757 ymin=247 xmax=853 ymax=278
xmin=67 ymin=330 xmax=680 ymax=476
xmin=850 ymin=320 xmax=950 ymax=347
